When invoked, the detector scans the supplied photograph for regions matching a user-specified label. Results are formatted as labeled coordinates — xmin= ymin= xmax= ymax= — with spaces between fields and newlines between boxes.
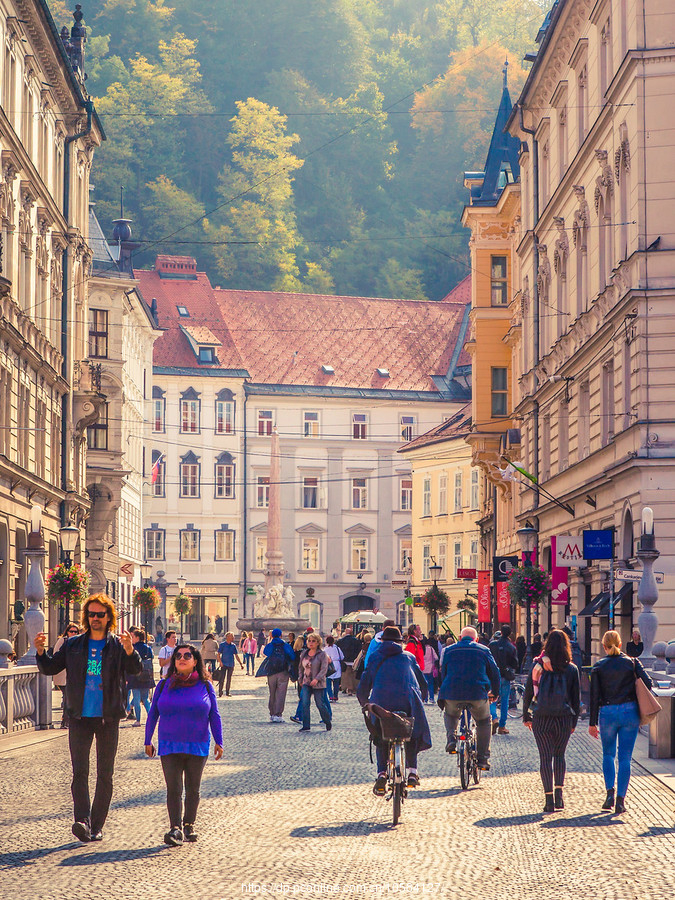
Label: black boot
xmin=554 ymin=787 xmax=564 ymax=809
xmin=543 ymin=793 xmax=555 ymax=813
xmin=602 ymin=788 xmax=615 ymax=810
xmin=615 ymin=795 xmax=626 ymax=814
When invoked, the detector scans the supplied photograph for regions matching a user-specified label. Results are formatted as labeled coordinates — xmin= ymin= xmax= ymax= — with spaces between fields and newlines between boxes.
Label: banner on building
xmin=496 ymin=581 xmax=511 ymax=623
xmin=477 ymin=570 xmax=491 ymax=623
xmin=550 ymin=537 xmax=570 ymax=606
xmin=555 ymin=534 xmax=585 ymax=567
xmin=493 ymin=556 xmax=519 ymax=582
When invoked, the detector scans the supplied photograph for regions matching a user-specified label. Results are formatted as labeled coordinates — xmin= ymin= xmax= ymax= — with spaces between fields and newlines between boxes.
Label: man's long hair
xmin=80 ymin=593 xmax=117 ymax=634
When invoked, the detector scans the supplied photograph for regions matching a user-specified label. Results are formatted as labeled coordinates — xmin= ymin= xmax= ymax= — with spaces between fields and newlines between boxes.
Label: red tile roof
xmin=137 ymin=257 xmax=471 ymax=392
xmin=440 ymin=274 xmax=471 ymax=305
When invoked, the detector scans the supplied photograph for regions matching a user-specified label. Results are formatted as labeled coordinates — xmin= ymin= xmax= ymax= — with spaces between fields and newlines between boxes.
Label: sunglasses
xmin=175 ymin=651 xmax=193 ymax=660
xmin=87 ymin=611 xmax=107 ymax=619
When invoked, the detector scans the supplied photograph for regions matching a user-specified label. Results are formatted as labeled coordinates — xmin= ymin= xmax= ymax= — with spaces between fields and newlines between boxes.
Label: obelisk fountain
xmin=236 ymin=428 xmax=310 ymax=634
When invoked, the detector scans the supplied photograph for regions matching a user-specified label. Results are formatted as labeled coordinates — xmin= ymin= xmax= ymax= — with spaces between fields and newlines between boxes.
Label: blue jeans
xmin=244 ymin=652 xmax=255 ymax=674
xmin=328 ymin=677 xmax=340 ymax=700
xmin=498 ymin=677 xmax=511 ymax=727
xmin=300 ymin=685 xmax=331 ymax=729
xmin=424 ymin=673 xmax=435 ymax=703
xmin=599 ymin=701 xmax=640 ymax=797
xmin=131 ymin=688 xmax=151 ymax=723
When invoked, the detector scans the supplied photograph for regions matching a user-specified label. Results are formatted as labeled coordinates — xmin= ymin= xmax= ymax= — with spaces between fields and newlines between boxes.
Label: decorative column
xmin=17 ymin=506 xmax=52 ymax=727
xmin=637 ymin=507 xmax=660 ymax=669
xmin=264 ymin=428 xmax=285 ymax=592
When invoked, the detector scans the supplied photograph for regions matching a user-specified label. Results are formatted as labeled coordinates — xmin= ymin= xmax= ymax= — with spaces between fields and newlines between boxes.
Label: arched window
xmin=299 ymin=601 xmax=321 ymax=631
xmin=180 ymin=387 xmax=200 ymax=433
xmin=179 ymin=450 xmax=200 ymax=498
xmin=215 ymin=388 xmax=235 ymax=434
xmin=214 ymin=451 xmax=235 ymax=499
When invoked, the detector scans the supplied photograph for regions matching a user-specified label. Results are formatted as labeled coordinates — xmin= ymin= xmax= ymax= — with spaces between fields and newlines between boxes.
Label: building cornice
xmin=243 ymin=383 xmax=464 ymax=402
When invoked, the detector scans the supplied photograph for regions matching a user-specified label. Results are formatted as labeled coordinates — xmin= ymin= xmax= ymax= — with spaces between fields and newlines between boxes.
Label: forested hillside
xmin=50 ymin=1 xmax=548 ymax=299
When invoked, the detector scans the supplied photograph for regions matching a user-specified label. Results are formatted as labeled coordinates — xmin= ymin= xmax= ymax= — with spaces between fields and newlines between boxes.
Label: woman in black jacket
xmin=523 ymin=630 xmax=580 ymax=812
xmin=589 ymin=630 xmax=652 ymax=814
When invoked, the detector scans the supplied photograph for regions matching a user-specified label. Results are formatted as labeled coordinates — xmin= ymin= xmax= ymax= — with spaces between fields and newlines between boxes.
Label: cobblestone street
xmin=1 ymin=670 xmax=674 ymax=900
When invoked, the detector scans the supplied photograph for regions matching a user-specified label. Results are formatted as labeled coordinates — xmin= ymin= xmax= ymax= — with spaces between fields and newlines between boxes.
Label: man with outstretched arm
xmin=35 ymin=593 xmax=141 ymax=843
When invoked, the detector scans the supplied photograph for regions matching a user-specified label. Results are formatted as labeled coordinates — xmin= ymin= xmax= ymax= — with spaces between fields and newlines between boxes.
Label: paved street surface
xmin=1 ymin=670 xmax=674 ymax=900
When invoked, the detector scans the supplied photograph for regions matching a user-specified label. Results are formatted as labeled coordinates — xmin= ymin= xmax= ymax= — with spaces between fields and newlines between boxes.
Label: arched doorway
xmin=341 ymin=592 xmax=375 ymax=616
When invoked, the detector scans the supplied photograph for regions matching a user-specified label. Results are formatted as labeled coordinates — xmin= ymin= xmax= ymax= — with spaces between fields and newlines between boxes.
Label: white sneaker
xmin=276 ymin=717 xmax=285 ymax=723
xmin=270 ymin=715 xmax=276 ymax=723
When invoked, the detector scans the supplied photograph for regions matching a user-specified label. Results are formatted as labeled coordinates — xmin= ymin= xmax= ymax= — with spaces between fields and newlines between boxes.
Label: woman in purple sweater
xmin=145 ymin=644 xmax=223 ymax=846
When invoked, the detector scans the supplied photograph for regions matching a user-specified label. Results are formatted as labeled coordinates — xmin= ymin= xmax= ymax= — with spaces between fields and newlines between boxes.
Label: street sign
xmin=555 ymin=535 xmax=586 ymax=567
xmin=583 ymin=529 xmax=613 ymax=560
xmin=119 ymin=562 xmax=134 ymax=579
xmin=615 ymin=569 xmax=665 ymax=584
xmin=391 ymin=580 xmax=408 ymax=586
xmin=457 ymin=567 xmax=477 ymax=580
xmin=246 ymin=587 xmax=256 ymax=595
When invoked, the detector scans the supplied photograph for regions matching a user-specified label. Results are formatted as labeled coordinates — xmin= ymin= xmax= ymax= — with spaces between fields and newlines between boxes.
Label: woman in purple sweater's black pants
xmin=145 ymin=644 xmax=223 ymax=846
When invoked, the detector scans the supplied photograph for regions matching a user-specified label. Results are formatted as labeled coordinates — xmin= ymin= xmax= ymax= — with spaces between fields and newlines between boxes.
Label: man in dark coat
xmin=35 ymin=593 xmax=141 ymax=842
xmin=357 ymin=626 xmax=431 ymax=795
xmin=337 ymin=626 xmax=361 ymax=695
xmin=489 ymin=624 xmax=520 ymax=734
xmin=439 ymin=626 xmax=500 ymax=770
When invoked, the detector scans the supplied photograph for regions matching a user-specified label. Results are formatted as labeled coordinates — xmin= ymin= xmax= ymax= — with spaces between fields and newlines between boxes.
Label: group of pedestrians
xmin=33 ymin=592 xmax=656 ymax=850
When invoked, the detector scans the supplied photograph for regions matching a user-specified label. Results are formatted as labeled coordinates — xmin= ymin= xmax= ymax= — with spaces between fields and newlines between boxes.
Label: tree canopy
xmin=50 ymin=0 xmax=547 ymax=299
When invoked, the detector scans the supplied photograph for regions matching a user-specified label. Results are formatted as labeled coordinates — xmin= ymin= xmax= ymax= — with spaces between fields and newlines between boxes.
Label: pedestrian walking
xmin=262 ymin=627 xmax=295 ymax=722
xmin=421 ymin=637 xmax=439 ymax=704
xmin=158 ymin=631 xmax=177 ymax=678
xmin=324 ymin=635 xmax=344 ymax=701
xmin=515 ymin=635 xmax=527 ymax=673
xmin=216 ymin=632 xmax=244 ymax=696
xmin=337 ymin=626 xmax=360 ymax=695
xmin=256 ymin=628 xmax=267 ymax=658
xmin=51 ymin=623 xmax=80 ymax=728
xmin=352 ymin=632 xmax=373 ymax=681
xmin=489 ymin=625 xmax=519 ymax=735
xmin=625 ymin=629 xmax=644 ymax=659
xmin=589 ymin=630 xmax=653 ymax=814
xmin=128 ymin=628 xmax=155 ymax=727
xmin=34 ymin=593 xmax=142 ymax=842
xmin=200 ymin=633 xmax=219 ymax=674
xmin=242 ymin=632 xmax=257 ymax=674
xmin=404 ymin=624 xmax=425 ymax=669
xmin=144 ymin=643 xmax=223 ymax=846
xmin=523 ymin=630 xmax=580 ymax=812
xmin=297 ymin=634 xmax=332 ymax=732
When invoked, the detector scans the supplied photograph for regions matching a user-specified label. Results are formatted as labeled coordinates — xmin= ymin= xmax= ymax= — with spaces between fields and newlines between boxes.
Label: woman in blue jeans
xmin=589 ymin=630 xmax=652 ymax=814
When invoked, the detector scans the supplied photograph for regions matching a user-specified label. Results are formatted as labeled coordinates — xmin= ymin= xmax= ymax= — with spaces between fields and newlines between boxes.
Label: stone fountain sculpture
xmin=236 ymin=429 xmax=310 ymax=635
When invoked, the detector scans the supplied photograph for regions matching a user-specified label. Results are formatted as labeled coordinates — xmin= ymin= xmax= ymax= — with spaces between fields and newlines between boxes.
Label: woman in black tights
xmin=523 ymin=630 xmax=580 ymax=812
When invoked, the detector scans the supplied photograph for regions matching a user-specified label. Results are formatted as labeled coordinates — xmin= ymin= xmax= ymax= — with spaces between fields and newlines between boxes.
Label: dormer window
xmin=177 ymin=305 xmax=190 ymax=317
xmin=198 ymin=346 xmax=215 ymax=364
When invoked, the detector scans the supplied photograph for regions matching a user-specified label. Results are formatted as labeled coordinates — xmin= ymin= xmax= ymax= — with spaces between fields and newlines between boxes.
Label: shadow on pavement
xmin=637 ymin=825 xmax=675 ymax=837
xmin=0 ymin=844 xmax=74 ymax=869
xmin=59 ymin=846 xmax=167 ymax=865
xmin=538 ymin=812 xmax=622 ymax=828
xmin=473 ymin=813 xmax=544 ymax=827
xmin=290 ymin=820 xmax=394 ymax=838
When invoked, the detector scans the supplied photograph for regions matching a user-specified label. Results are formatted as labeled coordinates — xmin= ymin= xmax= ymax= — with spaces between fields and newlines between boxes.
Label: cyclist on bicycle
xmin=357 ymin=626 xmax=432 ymax=796
xmin=438 ymin=626 xmax=500 ymax=771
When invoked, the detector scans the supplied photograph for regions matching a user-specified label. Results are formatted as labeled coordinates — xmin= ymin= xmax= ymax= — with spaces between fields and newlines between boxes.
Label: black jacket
xmin=625 ymin=641 xmax=644 ymax=659
xmin=488 ymin=636 xmax=519 ymax=676
xmin=589 ymin=653 xmax=652 ymax=726
xmin=523 ymin=663 xmax=581 ymax=727
xmin=37 ymin=632 xmax=142 ymax=721
xmin=336 ymin=634 xmax=361 ymax=663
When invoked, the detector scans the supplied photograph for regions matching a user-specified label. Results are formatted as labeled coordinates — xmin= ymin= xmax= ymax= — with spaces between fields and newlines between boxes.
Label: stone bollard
xmin=0 ymin=638 xmax=13 ymax=668
xmin=652 ymin=641 xmax=668 ymax=672
xmin=665 ymin=642 xmax=675 ymax=676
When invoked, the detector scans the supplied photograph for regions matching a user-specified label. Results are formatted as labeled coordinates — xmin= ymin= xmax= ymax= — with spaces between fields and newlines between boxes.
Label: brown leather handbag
xmin=633 ymin=660 xmax=662 ymax=725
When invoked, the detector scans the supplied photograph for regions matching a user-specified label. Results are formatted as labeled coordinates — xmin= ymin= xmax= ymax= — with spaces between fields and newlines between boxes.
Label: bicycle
xmin=364 ymin=703 xmax=414 ymax=825
xmin=456 ymin=705 xmax=480 ymax=790
xmin=507 ymin=677 xmax=527 ymax=719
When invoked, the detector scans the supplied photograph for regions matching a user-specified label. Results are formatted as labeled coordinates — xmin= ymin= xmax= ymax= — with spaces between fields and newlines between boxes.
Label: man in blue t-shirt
xmin=35 ymin=594 xmax=141 ymax=843
xmin=216 ymin=631 xmax=244 ymax=696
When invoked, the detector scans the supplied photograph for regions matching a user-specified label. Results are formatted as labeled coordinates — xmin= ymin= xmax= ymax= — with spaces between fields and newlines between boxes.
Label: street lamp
xmin=177 ymin=574 xmax=187 ymax=641
xmin=516 ymin=523 xmax=538 ymax=648
xmin=429 ymin=558 xmax=443 ymax=634
xmin=636 ymin=506 xmax=660 ymax=667
xmin=59 ymin=524 xmax=80 ymax=567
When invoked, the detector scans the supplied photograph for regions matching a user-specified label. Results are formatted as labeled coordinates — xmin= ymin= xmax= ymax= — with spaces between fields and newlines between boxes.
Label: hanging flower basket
xmin=174 ymin=593 xmax=192 ymax=616
xmin=45 ymin=563 xmax=90 ymax=609
xmin=507 ymin=565 xmax=551 ymax=605
xmin=457 ymin=595 xmax=477 ymax=613
xmin=420 ymin=584 xmax=450 ymax=617
xmin=133 ymin=586 xmax=161 ymax=613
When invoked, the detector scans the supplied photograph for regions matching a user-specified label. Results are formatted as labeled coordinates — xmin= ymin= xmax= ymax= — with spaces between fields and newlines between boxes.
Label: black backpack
xmin=267 ymin=641 xmax=288 ymax=675
xmin=536 ymin=669 xmax=569 ymax=716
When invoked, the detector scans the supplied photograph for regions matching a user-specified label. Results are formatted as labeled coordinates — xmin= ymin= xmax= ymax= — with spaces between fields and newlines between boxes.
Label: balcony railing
xmin=0 ymin=666 xmax=43 ymax=737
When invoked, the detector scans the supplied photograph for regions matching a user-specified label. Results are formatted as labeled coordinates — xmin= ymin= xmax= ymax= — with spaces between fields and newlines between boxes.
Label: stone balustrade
xmin=0 ymin=666 xmax=42 ymax=737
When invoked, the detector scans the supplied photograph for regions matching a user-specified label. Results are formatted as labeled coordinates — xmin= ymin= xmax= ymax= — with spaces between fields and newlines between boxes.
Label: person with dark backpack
xmin=261 ymin=628 xmax=295 ymax=722
xmin=523 ymin=629 xmax=580 ymax=812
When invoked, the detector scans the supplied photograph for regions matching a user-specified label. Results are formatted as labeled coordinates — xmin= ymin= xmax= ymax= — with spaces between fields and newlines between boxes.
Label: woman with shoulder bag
xmin=589 ymin=630 xmax=654 ymax=814
xmin=297 ymin=634 xmax=332 ymax=733
xmin=324 ymin=635 xmax=343 ymax=702
xmin=523 ymin=630 xmax=580 ymax=812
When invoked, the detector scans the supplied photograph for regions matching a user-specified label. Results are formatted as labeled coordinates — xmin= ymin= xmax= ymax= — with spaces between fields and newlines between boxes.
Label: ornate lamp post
xmin=428 ymin=560 xmax=443 ymax=634
xmin=140 ymin=562 xmax=152 ymax=636
xmin=58 ymin=523 xmax=80 ymax=634
xmin=177 ymin=575 xmax=187 ymax=641
xmin=516 ymin=523 xmax=538 ymax=648
xmin=637 ymin=507 xmax=660 ymax=668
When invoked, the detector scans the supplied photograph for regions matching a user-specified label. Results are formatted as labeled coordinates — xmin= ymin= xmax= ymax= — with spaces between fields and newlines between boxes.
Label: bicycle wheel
xmin=392 ymin=781 xmax=403 ymax=824
xmin=507 ymin=683 xmax=525 ymax=719
xmin=459 ymin=743 xmax=469 ymax=790
xmin=472 ymin=748 xmax=481 ymax=784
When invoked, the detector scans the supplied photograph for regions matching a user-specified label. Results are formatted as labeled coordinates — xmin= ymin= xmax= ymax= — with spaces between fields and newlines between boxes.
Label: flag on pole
xmin=151 ymin=453 xmax=164 ymax=484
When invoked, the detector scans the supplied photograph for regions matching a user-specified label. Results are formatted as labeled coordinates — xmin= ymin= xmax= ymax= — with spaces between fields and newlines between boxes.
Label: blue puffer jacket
xmin=438 ymin=636 xmax=501 ymax=702
xmin=357 ymin=641 xmax=431 ymax=751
